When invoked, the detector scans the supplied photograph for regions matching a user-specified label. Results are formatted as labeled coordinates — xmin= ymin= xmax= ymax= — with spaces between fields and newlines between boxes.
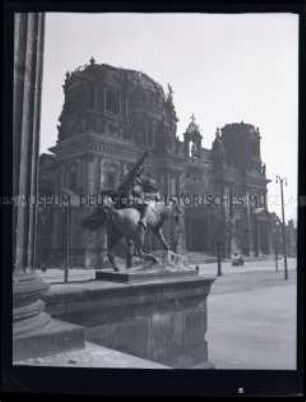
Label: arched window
xmin=69 ymin=164 xmax=77 ymax=191
xmin=147 ymin=119 xmax=153 ymax=147
xmin=251 ymin=140 xmax=259 ymax=156
xmin=88 ymin=83 xmax=96 ymax=108
xmin=107 ymin=172 xmax=116 ymax=189
xmin=97 ymin=86 xmax=104 ymax=111
xmin=105 ymin=88 xmax=120 ymax=114
xmin=66 ymin=84 xmax=86 ymax=112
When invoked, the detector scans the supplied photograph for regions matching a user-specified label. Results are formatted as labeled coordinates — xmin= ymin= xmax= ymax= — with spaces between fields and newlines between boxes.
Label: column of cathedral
xmin=81 ymin=155 xmax=89 ymax=193
xmin=246 ymin=190 xmax=255 ymax=256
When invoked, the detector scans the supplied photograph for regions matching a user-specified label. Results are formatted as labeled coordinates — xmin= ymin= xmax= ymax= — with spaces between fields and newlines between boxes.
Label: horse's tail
xmin=81 ymin=206 xmax=109 ymax=231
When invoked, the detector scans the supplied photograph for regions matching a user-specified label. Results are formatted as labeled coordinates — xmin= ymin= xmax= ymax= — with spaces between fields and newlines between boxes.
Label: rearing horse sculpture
xmin=81 ymin=150 xmax=181 ymax=271
xmin=90 ymin=199 xmax=180 ymax=272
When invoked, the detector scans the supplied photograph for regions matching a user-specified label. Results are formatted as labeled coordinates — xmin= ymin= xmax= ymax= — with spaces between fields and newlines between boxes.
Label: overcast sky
xmin=40 ymin=13 xmax=298 ymax=222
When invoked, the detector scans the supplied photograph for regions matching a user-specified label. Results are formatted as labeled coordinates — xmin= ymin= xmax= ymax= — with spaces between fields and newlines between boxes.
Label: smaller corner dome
xmin=185 ymin=114 xmax=202 ymax=137
xmin=221 ymin=122 xmax=257 ymax=136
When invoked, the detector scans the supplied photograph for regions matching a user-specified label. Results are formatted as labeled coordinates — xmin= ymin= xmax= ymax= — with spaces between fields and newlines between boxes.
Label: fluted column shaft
xmin=13 ymin=13 xmax=45 ymax=273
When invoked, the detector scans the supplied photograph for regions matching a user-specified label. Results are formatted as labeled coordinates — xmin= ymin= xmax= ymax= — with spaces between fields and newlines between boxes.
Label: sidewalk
xmin=207 ymin=279 xmax=297 ymax=370
xmin=199 ymin=257 xmax=296 ymax=277
xmin=210 ymin=269 xmax=296 ymax=296
xmin=186 ymin=251 xmax=271 ymax=265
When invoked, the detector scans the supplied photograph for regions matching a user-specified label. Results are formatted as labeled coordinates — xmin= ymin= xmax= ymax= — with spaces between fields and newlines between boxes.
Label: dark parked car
xmin=232 ymin=252 xmax=244 ymax=266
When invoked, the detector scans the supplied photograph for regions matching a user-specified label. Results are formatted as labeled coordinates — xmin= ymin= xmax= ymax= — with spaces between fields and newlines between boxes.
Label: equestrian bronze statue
xmin=82 ymin=151 xmax=181 ymax=271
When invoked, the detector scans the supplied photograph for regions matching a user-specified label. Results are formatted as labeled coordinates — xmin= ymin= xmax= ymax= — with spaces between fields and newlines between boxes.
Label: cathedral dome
xmin=57 ymin=59 xmax=177 ymax=150
xmin=64 ymin=59 xmax=165 ymax=102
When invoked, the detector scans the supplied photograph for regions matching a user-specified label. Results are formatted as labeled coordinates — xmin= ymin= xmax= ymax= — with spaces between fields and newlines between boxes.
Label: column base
xmin=13 ymin=271 xmax=85 ymax=362
xmin=14 ymin=318 xmax=85 ymax=362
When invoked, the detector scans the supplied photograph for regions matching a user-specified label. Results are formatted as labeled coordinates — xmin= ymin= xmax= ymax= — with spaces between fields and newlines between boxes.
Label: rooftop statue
xmin=187 ymin=114 xmax=199 ymax=133
xmin=167 ymin=83 xmax=174 ymax=100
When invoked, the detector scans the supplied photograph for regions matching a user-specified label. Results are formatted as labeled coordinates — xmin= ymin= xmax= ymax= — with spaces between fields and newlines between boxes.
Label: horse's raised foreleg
xmin=155 ymin=227 xmax=170 ymax=251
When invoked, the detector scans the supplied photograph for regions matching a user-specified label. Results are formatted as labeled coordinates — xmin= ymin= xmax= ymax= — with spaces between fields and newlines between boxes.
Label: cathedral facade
xmin=37 ymin=58 xmax=272 ymax=267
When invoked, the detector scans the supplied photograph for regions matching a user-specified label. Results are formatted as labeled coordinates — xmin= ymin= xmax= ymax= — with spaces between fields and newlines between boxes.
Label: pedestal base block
xmin=96 ymin=267 xmax=198 ymax=283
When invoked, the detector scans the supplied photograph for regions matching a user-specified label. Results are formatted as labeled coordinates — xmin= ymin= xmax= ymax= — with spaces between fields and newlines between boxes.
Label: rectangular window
xmin=97 ymin=87 xmax=104 ymax=111
xmin=148 ymin=119 xmax=153 ymax=147
xmin=105 ymin=88 xmax=120 ymax=114
xmin=107 ymin=172 xmax=115 ymax=189
xmin=88 ymin=84 xmax=96 ymax=108
xmin=69 ymin=169 xmax=77 ymax=190
xmin=170 ymin=176 xmax=176 ymax=196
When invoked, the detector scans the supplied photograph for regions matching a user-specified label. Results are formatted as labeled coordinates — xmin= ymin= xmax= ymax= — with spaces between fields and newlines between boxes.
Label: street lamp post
xmin=217 ymin=241 xmax=222 ymax=276
xmin=272 ymin=216 xmax=280 ymax=273
xmin=215 ymin=194 xmax=224 ymax=277
xmin=61 ymin=206 xmax=69 ymax=283
xmin=64 ymin=205 xmax=70 ymax=283
xmin=60 ymin=188 xmax=77 ymax=283
xmin=274 ymin=235 xmax=279 ymax=273
xmin=276 ymin=176 xmax=288 ymax=280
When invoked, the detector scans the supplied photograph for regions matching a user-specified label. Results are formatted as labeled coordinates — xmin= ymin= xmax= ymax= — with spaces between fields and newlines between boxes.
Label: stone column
xmin=81 ymin=155 xmax=88 ymax=193
xmin=258 ymin=221 xmax=263 ymax=256
xmin=254 ymin=219 xmax=260 ymax=257
xmin=245 ymin=190 xmax=253 ymax=257
xmin=176 ymin=173 xmax=186 ymax=252
xmin=13 ymin=13 xmax=44 ymax=273
xmin=93 ymin=155 xmax=99 ymax=193
xmin=86 ymin=154 xmax=97 ymax=194
xmin=50 ymin=166 xmax=63 ymax=254
xmin=13 ymin=13 xmax=84 ymax=361
xmin=165 ymin=171 xmax=170 ymax=199
xmin=97 ymin=156 xmax=101 ymax=189
xmin=13 ymin=12 xmax=51 ymax=341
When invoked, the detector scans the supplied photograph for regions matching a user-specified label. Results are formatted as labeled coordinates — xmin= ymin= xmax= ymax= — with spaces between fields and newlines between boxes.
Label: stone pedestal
xmin=45 ymin=275 xmax=215 ymax=368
